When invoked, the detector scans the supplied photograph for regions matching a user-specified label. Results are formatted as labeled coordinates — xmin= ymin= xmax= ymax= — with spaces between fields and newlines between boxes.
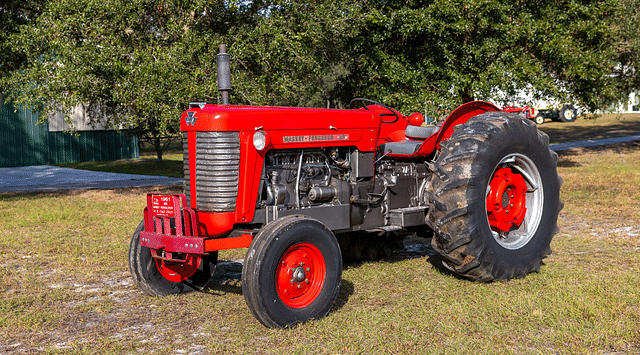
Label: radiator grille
xmin=183 ymin=131 xmax=240 ymax=212
xmin=183 ymin=132 xmax=191 ymax=202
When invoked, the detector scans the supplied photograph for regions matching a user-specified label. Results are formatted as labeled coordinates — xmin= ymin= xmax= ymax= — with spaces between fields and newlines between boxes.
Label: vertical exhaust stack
xmin=217 ymin=44 xmax=232 ymax=105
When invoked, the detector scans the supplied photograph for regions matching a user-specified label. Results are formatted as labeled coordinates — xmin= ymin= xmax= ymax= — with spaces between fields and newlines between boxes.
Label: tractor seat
xmin=379 ymin=141 xmax=423 ymax=155
xmin=405 ymin=125 xmax=439 ymax=140
xmin=379 ymin=125 xmax=440 ymax=155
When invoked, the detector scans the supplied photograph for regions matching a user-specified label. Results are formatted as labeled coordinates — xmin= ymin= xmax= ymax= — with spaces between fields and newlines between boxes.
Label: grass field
xmin=540 ymin=113 xmax=640 ymax=144
xmin=1 ymin=115 xmax=640 ymax=353
xmin=55 ymin=141 xmax=184 ymax=177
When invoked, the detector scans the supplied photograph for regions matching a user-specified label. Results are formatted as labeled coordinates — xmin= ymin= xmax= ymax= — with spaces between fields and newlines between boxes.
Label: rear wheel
xmin=558 ymin=104 xmax=577 ymax=122
xmin=426 ymin=112 xmax=562 ymax=281
xmin=129 ymin=221 xmax=217 ymax=296
xmin=242 ymin=215 xmax=342 ymax=328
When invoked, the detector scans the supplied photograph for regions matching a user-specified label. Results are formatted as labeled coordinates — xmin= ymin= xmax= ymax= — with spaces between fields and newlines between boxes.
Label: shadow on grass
xmin=556 ymin=141 xmax=640 ymax=168
xmin=201 ymin=258 xmax=356 ymax=315
xmin=540 ymin=115 xmax=640 ymax=144
xmin=56 ymin=157 xmax=184 ymax=177
xmin=341 ymin=235 xmax=460 ymax=280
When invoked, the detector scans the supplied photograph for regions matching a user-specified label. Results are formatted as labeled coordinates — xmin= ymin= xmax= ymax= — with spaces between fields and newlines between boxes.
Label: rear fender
xmin=436 ymin=101 xmax=501 ymax=146
xmin=409 ymin=101 xmax=501 ymax=157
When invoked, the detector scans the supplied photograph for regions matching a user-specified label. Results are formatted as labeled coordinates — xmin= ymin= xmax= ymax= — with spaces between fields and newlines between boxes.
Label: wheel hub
xmin=292 ymin=266 xmax=307 ymax=283
xmin=486 ymin=167 xmax=528 ymax=232
xmin=276 ymin=243 xmax=326 ymax=308
xmin=564 ymin=110 xmax=574 ymax=120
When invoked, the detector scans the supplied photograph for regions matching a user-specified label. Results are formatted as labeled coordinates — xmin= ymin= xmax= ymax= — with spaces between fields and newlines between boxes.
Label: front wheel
xmin=426 ymin=112 xmax=562 ymax=281
xmin=534 ymin=114 xmax=545 ymax=125
xmin=242 ymin=215 xmax=342 ymax=328
xmin=128 ymin=221 xmax=217 ymax=296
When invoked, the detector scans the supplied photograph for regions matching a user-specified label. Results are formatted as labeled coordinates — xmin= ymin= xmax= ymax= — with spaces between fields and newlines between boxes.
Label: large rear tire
xmin=558 ymin=104 xmax=577 ymax=122
xmin=129 ymin=221 xmax=218 ymax=296
xmin=426 ymin=112 xmax=562 ymax=281
xmin=242 ymin=215 xmax=342 ymax=328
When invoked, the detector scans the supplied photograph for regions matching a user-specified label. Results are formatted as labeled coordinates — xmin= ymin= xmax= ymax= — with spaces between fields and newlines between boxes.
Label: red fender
xmin=436 ymin=101 xmax=501 ymax=145
xmin=397 ymin=101 xmax=501 ymax=157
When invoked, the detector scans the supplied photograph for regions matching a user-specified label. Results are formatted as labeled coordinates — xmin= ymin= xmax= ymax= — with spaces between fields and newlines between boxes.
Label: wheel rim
xmin=486 ymin=154 xmax=544 ymax=250
xmin=276 ymin=242 xmax=326 ymax=308
xmin=155 ymin=254 xmax=201 ymax=282
xmin=564 ymin=110 xmax=574 ymax=121
xmin=535 ymin=116 xmax=544 ymax=124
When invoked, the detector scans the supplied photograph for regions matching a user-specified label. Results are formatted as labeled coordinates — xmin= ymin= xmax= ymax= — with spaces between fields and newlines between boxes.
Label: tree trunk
xmin=459 ymin=89 xmax=475 ymax=103
xmin=154 ymin=136 xmax=163 ymax=163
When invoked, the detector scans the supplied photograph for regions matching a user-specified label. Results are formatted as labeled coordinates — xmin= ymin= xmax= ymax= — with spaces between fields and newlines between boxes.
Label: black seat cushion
xmin=380 ymin=141 xmax=423 ymax=155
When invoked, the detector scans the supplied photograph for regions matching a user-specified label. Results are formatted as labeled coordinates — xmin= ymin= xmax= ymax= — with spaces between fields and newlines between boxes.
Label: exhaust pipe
xmin=216 ymin=44 xmax=232 ymax=105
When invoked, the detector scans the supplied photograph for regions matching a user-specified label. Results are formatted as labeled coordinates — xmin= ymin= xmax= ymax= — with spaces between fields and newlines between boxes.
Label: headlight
xmin=253 ymin=130 xmax=270 ymax=151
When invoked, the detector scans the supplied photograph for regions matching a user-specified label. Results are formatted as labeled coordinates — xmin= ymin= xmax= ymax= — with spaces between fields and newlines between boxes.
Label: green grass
xmin=55 ymin=152 xmax=184 ymax=177
xmin=2 ymin=143 xmax=640 ymax=353
xmin=55 ymin=139 xmax=184 ymax=177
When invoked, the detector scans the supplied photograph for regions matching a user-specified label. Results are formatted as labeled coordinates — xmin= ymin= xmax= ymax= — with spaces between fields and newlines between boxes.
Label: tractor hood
xmin=180 ymin=105 xmax=381 ymax=132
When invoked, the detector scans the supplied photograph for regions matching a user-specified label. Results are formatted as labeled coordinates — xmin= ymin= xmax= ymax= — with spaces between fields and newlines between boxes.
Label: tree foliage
xmin=345 ymin=0 xmax=637 ymax=116
xmin=1 ymin=0 xmax=638 ymax=160
xmin=2 ymin=0 xmax=232 ymax=161
xmin=0 ymin=0 xmax=45 ymax=92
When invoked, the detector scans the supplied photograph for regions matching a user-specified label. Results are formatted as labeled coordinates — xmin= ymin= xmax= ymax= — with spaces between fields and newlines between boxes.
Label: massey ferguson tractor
xmin=128 ymin=46 xmax=562 ymax=328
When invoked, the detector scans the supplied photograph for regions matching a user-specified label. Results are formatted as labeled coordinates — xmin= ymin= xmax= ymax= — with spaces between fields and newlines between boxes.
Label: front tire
xmin=242 ymin=215 xmax=342 ymax=328
xmin=426 ymin=112 xmax=562 ymax=281
xmin=534 ymin=114 xmax=545 ymax=125
xmin=128 ymin=221 xmax=218 ymax=296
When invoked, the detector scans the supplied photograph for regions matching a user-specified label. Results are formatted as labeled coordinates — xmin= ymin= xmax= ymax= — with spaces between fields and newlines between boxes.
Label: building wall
xmin=0 ymin=99 xmax=139 ymax=168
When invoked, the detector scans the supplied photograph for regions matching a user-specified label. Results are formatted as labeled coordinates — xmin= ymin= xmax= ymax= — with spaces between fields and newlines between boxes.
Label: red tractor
xmin=502 ymin=105 xmax=539 ymax=123
xmin=128 ymin=47 xmax=562 ymax=328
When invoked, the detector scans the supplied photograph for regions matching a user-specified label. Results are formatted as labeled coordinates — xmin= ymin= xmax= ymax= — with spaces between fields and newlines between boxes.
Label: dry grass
xmin=2 ymin=117 xmax=640 ymax=353
xmin=1 ymin=142 xmax=640 ymax=354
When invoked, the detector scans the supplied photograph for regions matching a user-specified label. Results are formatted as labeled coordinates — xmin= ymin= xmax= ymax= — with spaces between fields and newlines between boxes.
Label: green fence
xmin=0 ymin=100 xmax=139 ymax=168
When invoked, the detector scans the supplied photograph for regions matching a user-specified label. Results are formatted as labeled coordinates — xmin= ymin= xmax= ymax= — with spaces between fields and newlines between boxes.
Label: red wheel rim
xmin=486 ymin=167 xmax=528 ymax=232
xmin=276 ymin=243 xmax=326 ymax=308
xmin=155 ymin=254 xmax=201 ymax=282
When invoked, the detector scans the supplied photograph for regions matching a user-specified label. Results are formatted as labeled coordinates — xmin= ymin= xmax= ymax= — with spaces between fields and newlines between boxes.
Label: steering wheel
xmin=350 ymin=98 xmax=400 ymax=124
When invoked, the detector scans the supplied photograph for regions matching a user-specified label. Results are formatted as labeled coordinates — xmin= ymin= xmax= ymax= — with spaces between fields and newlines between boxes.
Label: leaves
xmin=1 ymin=0 xmax=638 ymax=160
